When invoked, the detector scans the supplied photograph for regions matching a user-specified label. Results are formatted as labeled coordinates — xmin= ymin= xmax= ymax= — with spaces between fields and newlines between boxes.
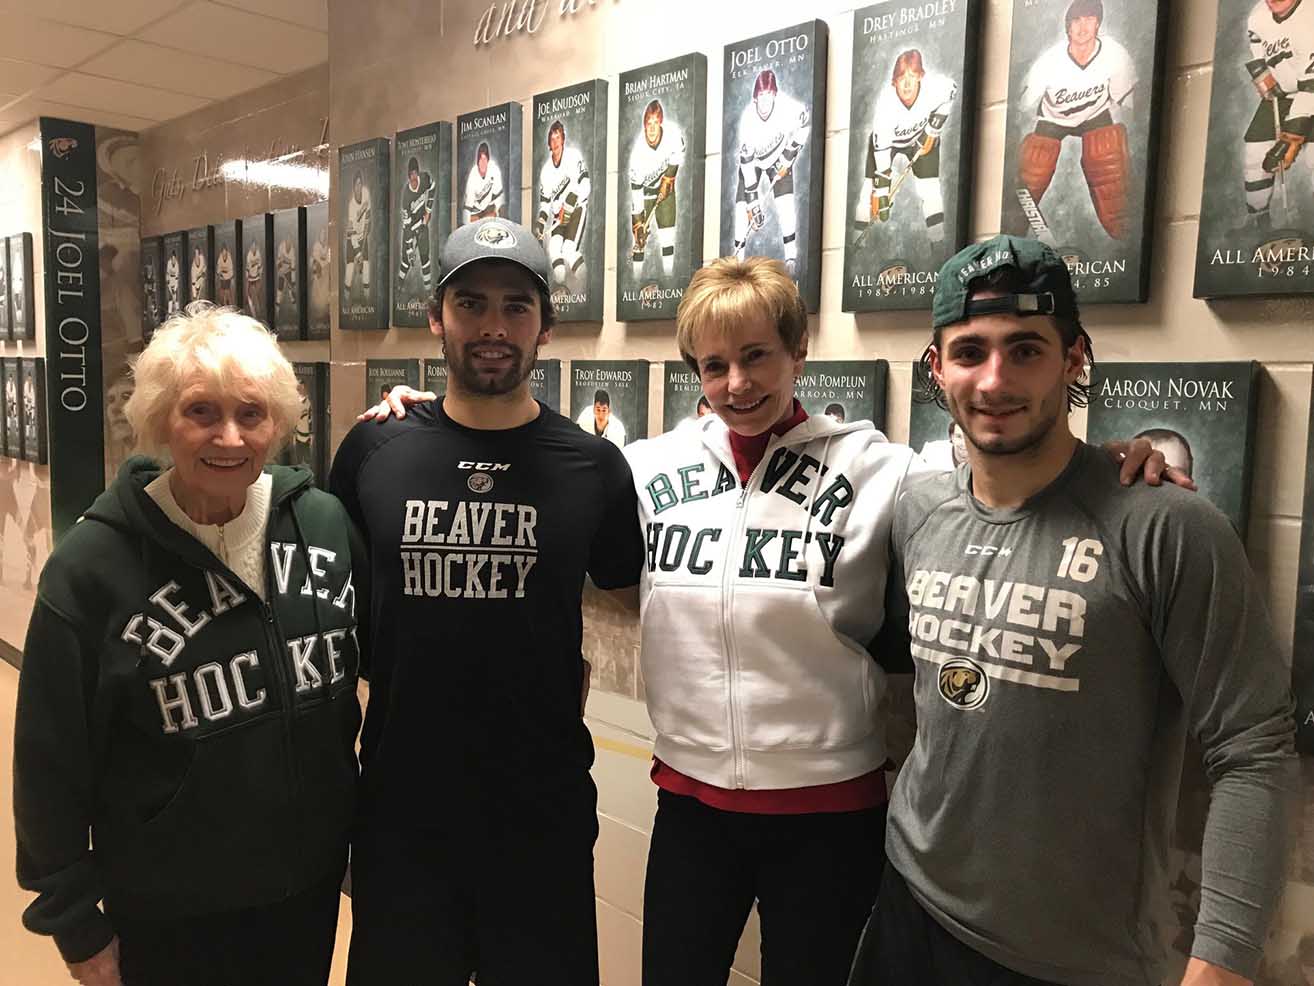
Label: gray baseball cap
xmin=436 ymin=218 xmax=550 ymax=290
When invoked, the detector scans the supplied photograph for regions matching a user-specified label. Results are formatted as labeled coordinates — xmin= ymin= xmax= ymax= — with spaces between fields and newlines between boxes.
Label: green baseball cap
xmin=932 ymin=234 xmax=1079 ymax=330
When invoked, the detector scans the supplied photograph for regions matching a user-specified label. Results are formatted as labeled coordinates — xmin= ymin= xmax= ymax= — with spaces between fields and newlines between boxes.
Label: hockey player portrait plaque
xmin=0 ymin=237 xmax=9 ymax=341
xmin=1085 ymin=361 xmax=1260 ymax=532
xmin=242 ymin=213 xmax=272 ymax=327
xmin=305 ymin=202 xmax=331 ymax=340
xmin=187 ymin=226 xmax=213 ymax=304
xmin=796 ymin=360 xmax=888 ymax=431
xmin=140 ymin=235 xmax=163 ymax=340
xmin=392 ymin=121 xmax=452 ymax=327
xmin=1194 ymin=0 xmax=1314 ymax=298
xmin=2 ymin=359 xmax=20 ymax=459
xmin=1000 ymin=0 xmax=1167 ymax=303
xmin=457 ymin=102 xmax=523 ymax=226
xmin=570 ymin=360 xmax=650 ymax=448
xmin=339 ymin=137 xmax=390 ymax=330
xmin=843 ymin=1 xmax=980 ymax=313
xmin=213 ymin=220 xmax=241 ymax=312
xmin=909 ymin=363 xmax=964 ymax=472
xmin=272 ymin=207 xmax=306 ymax=341
xmin=8 ymin=232 xmax=33 ymax=341
xmin=662 ymin=361 xmax=708 ymax=432
xmin=366 ymin=358 xmax=422 ymax=401
xmin=616 ymin=52 xmax=708 ymax=322
xmin=1292 ymin=375 xmax=1314 ymax=752
xmin=529 ymin=358 xmax=562 ymax=411
xmin=533 ymin=80 xmax=608 ymax=322
xmin=284 ymin=361 xmax=329 ymax=487
xmin=162 ymin=230 xmax=187 ymax=318
xmin=21 ymin=357 xmax=47 ymax=466
xmin=720 ymin=20 xmax=828 ymax=312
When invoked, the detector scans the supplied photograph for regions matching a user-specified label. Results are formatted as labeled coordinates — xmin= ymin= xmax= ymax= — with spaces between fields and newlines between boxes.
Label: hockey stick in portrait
xmin=853 ymin=144 xmax=926 ymax=252
xmin=1015 ymin=187 xmax=1058 ymax=248
xmin=1273 ymin=96 xmax=1289 ymax=215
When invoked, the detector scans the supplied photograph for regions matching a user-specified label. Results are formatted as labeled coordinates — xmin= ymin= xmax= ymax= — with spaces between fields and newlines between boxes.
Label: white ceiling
xmin=0 ymin=0 xmax=327 ymax=137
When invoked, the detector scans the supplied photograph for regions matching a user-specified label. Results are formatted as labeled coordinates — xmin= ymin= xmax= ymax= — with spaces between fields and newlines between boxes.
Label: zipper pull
xmin=737 ymin=485 xmax=748 ymax=508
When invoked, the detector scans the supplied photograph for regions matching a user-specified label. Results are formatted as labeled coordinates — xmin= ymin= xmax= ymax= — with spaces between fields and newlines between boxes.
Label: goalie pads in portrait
xmin=999 ymin=0 xmax=1167 ymax=303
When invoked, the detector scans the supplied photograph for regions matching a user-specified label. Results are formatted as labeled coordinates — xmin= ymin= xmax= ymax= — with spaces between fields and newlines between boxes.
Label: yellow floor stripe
xmin=593 ymin=734 xmax=653 ymax=761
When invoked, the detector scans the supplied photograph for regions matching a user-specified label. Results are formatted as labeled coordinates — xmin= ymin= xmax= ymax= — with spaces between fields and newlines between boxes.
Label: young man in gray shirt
xmin=851 ymin=235 xmax=1297 ymax=986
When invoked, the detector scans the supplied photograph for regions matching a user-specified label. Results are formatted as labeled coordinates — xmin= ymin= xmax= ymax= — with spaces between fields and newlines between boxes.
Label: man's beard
xmin=443 ymin=339 xmax=538 ymax=396
xmin=950 ymin=387 xmax=1065 ymax=458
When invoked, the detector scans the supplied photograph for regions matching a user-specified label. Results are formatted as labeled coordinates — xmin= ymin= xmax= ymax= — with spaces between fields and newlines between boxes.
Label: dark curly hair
xmin=915 ymin=266 xmax=1095 ymax=411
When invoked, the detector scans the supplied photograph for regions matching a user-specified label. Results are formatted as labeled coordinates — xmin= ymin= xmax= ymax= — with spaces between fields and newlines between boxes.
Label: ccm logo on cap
xmin=474 ymin=223 xmax=516 ymax=248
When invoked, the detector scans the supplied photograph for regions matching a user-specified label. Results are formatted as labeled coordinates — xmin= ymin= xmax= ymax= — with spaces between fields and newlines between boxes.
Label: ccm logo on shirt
xmin=965 ymin=544 xmax=1013 ymax=557
xmin=458 ymin=461 xmax=511 ymax=471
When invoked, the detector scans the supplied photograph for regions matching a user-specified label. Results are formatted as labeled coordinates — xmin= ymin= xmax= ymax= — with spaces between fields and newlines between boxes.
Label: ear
xmin=792 ymin=331 xmax=809 ymax=376
xmin=1063 ymin=334 xmax=1087 ymax=386
xmin=538 ymin=324 xmax=553 ymax=348
xmin=928 ymin=345 xmax=946 ymax=391
xmin=427 ymin=308 xmax=444 ymax=340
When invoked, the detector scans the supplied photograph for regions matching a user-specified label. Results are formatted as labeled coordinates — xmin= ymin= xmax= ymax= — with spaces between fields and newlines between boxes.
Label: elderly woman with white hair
xmin=13 ymin=303 xmax=367 ymax=986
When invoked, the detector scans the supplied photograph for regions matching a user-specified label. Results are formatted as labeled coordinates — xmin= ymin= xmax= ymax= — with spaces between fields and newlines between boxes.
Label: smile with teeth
xmin=726 ymin=395 xmax=768 ymax=413
xmin=202 ymin=457 xmax=248 ymax=469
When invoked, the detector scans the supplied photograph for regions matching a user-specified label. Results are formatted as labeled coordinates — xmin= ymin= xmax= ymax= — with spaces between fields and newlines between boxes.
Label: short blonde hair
xmin=125 ymin=302 xmax=303 ymax=458
xmin=675 ymin=257 xmax=808 ymax=375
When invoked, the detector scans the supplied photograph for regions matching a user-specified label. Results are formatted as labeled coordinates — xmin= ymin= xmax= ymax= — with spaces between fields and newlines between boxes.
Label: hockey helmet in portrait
xmin=392 ymin=121 xmax=452 ymax=327
xmin=457 ymin=102 xmax=523 ymax=227
xmin=842 ymin=2 xmax=980 ymax=312
xmin=1195 ymin=0 xmax=1314 ymax=298
xmin=1000 ymin=0 xmax=1167 ymax=303
xmin=533 ymin=80 xmax=608 ymax=322
xmin=615 ymin=52 xmax=708 ymax=322
xmin=720 ymin=20 xmax=828 ymax=312
xmin=338 ymin=137 xmax=391 ymax=329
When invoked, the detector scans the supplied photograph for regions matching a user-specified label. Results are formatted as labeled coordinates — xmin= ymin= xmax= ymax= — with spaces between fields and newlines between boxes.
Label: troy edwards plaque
xmin=616 ymin=52 xmax=708 ymax=322
xmin=392 ymin=121 xmax=453 ymax=327
xmin=843 ymin=1 xmax=980 ymax=312
xmin=1194 ymin=0 xmax=1314 ymax=298
xmin=533 ymin=80 xmax=608 ymax=322
xmin=457 ymin=103 xmax=523 ymax=226
xmin=999 ymin=0 xmax=1168 ymax=303
xmin=570 ymin=360 xmax=650 ymax=447
xmin=720 ymin=20 xmax=828 ymax=312
xmin=339 ymin=137 xmax=390 ymax=329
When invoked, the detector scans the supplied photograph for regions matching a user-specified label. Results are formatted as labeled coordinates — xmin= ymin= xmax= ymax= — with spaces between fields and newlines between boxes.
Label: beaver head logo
xmin=938 ymin=658 xmax=989 ymax=710
xmin=474 ymin=222 xmax=514 ymax=248
xmin=48 ymin=137 xmax=78 ymax=159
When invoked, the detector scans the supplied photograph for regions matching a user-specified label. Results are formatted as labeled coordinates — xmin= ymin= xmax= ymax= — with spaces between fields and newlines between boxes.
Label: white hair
xmin=125 ymin=302 xmax=303 ymax=459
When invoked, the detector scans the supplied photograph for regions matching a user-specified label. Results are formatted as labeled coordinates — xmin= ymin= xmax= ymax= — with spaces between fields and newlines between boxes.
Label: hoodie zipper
xmin=713 ymin=437 xmax=779 ymax=791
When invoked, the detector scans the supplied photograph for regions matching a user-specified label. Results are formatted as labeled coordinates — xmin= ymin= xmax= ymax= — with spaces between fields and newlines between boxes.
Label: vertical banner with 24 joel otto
xmin=999 ymin=0 xmax=1168 ymax=303
xmin=843 ymin=0 xmax=980 ymax=312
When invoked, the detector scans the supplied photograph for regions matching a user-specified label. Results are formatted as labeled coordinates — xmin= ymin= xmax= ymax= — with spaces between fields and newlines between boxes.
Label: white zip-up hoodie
xmin=623 ymin=411 xmax=932 ymax=791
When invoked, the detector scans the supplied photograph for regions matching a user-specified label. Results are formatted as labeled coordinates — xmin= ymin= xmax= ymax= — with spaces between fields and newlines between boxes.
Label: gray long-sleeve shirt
xmin=885 ymin=442 xmax=1297 ymax=986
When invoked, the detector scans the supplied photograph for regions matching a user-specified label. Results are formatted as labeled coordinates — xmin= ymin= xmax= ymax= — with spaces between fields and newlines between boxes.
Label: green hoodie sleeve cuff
xmin=52 ymin=912 xmax=115 ymax=966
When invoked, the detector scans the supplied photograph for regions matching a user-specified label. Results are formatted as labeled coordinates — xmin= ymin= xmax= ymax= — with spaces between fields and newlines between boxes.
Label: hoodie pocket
xmin=639 ymin=581 xmax=733 ymax=751
xmin=730 ymin=583 xmax=877 ymax=752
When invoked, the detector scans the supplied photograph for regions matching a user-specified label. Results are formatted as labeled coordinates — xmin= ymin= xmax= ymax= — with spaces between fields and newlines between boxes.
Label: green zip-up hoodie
xmin=13 ymin=457 xmax=367 ymax=963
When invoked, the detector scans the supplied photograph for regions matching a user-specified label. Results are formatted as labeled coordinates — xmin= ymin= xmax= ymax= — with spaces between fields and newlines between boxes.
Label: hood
xmin=80 ymin=455 xmax=314 ymax=569
xmin=695 ymin=408 xmax=883 ymax=458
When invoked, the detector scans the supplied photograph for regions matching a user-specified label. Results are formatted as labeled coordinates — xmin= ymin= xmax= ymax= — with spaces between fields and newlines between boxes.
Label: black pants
xmin=847 ymin=861 xmax=1059 ymax=986
xmin=346 ymin=795 xmax=600 ymax=985
xmin=642 ymin=789 xmax=886 ymax=986
xmin=113 ymin=870 xmax=343 ymax=986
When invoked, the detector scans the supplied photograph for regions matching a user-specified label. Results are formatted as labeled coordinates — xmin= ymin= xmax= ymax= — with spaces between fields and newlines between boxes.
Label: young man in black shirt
xmin=331 ymin=218 xmax=644 ymax=986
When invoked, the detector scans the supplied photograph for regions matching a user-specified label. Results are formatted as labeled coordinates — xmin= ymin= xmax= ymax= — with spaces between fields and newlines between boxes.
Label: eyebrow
xmin=451 ymin=288 xmax=536 ymax=304
xmin=948 ymin=329 xmax=1053 ymax=347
